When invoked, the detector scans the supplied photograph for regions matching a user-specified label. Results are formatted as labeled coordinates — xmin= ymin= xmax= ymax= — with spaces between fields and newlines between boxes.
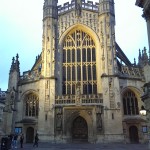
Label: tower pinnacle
xmin=43 ymin=0 xmax=58 ymax=20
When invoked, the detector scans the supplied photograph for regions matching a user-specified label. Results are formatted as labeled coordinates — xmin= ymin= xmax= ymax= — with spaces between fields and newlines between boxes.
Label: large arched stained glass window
xmin=62 ymin=29 xmax=97 ymax=95
xmin=25 ymin=93 xmax=39 ymax=117
xmin=123 ymin=90 xmax=139 ymax=115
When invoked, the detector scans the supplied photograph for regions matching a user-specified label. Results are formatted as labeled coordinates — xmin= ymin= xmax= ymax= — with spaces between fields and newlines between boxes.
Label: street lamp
xmin=140 ymin=105 xmax=150 ymax=149
xmin=140 ymin=105 xmax=147 ymax=116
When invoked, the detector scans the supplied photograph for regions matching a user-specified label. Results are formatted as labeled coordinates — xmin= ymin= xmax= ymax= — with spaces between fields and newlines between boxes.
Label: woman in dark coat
xmin=20 ymin=133 xmax=24 ymax=148
xmin=33 ymin=133 xmax=39 ymax=147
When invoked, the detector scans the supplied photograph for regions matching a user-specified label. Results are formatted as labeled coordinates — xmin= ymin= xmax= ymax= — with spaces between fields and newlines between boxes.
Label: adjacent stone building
xmin=136 ymin=0 xmax=150 ymax=49
xmin=0 ymin=89 xmax=6 ymax=139
xmin=136 ymin=0 xmax=150 ymax=143
xmin=3 ymin=0 xmax=149 ymax=144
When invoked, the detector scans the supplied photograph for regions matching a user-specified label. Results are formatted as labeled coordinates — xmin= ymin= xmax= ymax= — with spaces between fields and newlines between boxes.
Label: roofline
xmin=135 ymin=0 xmax=144 ymax=8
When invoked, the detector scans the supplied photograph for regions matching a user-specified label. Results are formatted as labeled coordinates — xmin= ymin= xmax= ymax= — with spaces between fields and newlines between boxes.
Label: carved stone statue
xmin=97 ymin=113 xmax=102 ymax=130
xmin=76 ymin=84 xmax=81 ymax=106
xmin=56 ymin=114 xmax=62 ymax=130
xmin=76 ymin=85 xmax=81 ymax=97
xmin=75 ymin=0 xmax=82 ymax=17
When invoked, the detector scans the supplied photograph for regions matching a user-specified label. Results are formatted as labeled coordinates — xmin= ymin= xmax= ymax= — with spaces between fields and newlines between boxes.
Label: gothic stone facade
xmin=136 ymin=0 xmax=150 ymax=142
xmin=3 ymin=0 xmax=149 ymax=144
xmin=0 ymin=89 xmax=5 ymax=138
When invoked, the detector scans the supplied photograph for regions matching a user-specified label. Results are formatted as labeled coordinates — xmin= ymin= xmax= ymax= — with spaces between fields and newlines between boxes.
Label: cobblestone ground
xmin=14 ymin=142 xmax=148 ymax=150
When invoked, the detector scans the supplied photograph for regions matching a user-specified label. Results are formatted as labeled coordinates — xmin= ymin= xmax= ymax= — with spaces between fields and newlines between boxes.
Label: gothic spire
xmin=134 ymin=58 xmax=136 ymax=66
xmin=143 ymin=47 xmax=149 ymax=64
xmin=9 ymin=54 xmax=20 ymax=74
xmin=10 ymin=57 xmax=15 ymax=73
xmin=138 ymin=49 xmax=141 ymax=60
xmin=15 ymin=53 xmax=20 ymax=72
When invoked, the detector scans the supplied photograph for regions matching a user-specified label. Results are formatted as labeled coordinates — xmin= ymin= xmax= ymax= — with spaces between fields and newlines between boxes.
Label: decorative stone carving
xmin=76 ymin=84 xmax=81 ymax=106
xmin=56 ymin=114 xmax=62 ymax=130
xmin=117 ymin=102 xmax=121 ymax=108
xmin=75 ymin=0 xmax=82 ymax=17
xmin=56 ymin=107 xmax=62 ymax=131
xmin=97 ymin=113 xmax=102 ymax=130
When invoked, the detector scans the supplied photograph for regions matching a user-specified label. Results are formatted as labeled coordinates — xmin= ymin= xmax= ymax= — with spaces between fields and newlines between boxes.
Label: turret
xmin=5 ymin=54 xmax=20 ymax=133
xmin=42 ymin=0 xmax=58 ymax=77
xmin=38 ymin=0 xmax=58 ymax=136
xmin=99 ymin=0 xmax=123 ymax=136
xmin=99 ymin=0 xmax=115 ymax=16
xmin=8 ymin=53 xmax=20 ymax=92
xmin=43 ymin=0 xmax=58 ymax=20
xmin=98 ymin=0 xmax=116 ymax=75
xmin=138 ymin=47 xmax=149 ymax=66
xmin=9 ymin=54 xmax=20 ymax=84
xmin=10 ymin=54 xmax=20 ymax=74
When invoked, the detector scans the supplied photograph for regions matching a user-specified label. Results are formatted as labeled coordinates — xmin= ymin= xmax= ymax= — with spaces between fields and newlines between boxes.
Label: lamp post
xmin=140 ymin=105 xmax=150 ymax=149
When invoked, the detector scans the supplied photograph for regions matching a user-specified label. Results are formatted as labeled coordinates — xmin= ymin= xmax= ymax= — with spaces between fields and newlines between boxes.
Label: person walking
xmin=20 ymin=133 xmax=24 ymax=148
xmin=8 ymin=133 xmax=14 ymax=149
xmin=33 ymin=133 xmax=39 ymax=147
xmin=13 ymin=133 xmax=18 ymax=148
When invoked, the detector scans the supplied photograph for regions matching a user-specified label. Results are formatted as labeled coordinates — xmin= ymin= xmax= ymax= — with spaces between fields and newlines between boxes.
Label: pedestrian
xmin=33 ymin=133 xmax=39 ymax=147
xmin=13 ymin=133 xmax=18 ymax=148
xmin=20 ymin=133 xmax=24 ymax=148
xmin=8 ymin=133 xmax=13 ymax=148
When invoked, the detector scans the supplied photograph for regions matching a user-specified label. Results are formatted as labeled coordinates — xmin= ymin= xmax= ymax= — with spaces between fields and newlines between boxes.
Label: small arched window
xmin=123 ymin=90 xmax=139 ymax=115
xmin=25 ymin=93 xmax=39 ymax=117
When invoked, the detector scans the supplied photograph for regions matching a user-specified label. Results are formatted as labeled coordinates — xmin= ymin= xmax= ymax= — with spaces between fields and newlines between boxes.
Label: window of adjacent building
xmin=15 ymin=127 xmax=22 ymax=134
xmin=123 ymin=90 xmax=139 ymax=115
xmin=25 ymin=94 xmax=39 ymax=117
xmin=62 ymin=29 xmax=97 ymax=95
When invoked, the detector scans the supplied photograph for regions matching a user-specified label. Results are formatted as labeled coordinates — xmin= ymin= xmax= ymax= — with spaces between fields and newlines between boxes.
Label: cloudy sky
xmin=0 ymin=0 xmax=148 ymax=91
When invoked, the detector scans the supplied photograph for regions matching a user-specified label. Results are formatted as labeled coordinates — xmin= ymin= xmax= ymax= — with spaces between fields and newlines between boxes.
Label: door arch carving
xmin=72 ymin=116 xmax=88 ymax=140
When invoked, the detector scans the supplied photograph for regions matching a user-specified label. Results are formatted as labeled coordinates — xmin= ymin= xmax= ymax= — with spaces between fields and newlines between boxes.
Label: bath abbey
xmin=1 ymin=0 xmax=150 ymax=144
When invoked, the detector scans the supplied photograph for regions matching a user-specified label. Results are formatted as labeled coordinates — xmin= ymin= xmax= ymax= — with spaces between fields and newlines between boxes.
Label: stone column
xmin=147 ymin=19 xmax=150 ymax=50
xmin=143 ymin=6 xmax=150 ymax=50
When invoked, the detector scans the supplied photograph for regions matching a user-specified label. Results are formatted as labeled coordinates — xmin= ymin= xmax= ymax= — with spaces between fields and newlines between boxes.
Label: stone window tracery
xmin=25 ymin=93 xmax=39 ymax=117
xmin=123 ymin=90 xmax=139 ymax=115
xmin=62 ymin=29 xmax=97 ymax=95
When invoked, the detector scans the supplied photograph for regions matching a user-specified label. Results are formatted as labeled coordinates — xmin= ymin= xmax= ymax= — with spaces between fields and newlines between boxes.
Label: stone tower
xmin=4 ymin=54 xmax=20 ymax=134
xmin=42 ymin=0 xmax=58 ymax=77
xmin=37 ymin=0 xmax=58 ymax=140
xmin=98 ymin=0 xmax=117 ymax=75
xmin=98 ymin=0 xmax=123 ymax=139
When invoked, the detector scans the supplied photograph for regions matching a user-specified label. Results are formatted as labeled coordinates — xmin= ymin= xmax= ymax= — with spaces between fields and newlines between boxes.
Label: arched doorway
xmin=26 ymin=127 xmax=34 ymax=143
xmin=129 ymin=126 xmax=139 ymax=143
xmin=72 ymin=116 xmax=88 ymax=141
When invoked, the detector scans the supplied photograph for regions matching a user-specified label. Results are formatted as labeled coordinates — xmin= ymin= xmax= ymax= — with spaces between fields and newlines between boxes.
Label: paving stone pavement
xmin=14 ymin=142 xmax=148 ymax=150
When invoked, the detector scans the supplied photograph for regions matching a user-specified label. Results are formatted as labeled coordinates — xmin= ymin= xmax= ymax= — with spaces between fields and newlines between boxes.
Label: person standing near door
xmin=19 ymin=133 xmax=24 ymax=148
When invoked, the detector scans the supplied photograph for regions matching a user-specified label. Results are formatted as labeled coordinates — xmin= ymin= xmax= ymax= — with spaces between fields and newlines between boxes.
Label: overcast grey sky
xmin=0 ymin=0 xmax=148 ymax=91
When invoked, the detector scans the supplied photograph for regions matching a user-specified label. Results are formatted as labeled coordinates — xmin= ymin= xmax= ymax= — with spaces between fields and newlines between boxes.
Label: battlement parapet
xmin=58 ymin=0 xmax=99 ymax=14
